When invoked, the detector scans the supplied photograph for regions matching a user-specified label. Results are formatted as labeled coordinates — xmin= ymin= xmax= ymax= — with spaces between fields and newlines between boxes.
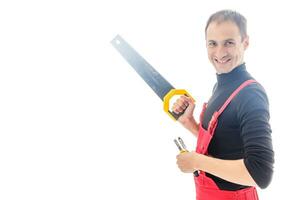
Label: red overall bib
xmin=194 ymin=79 xmax=259 ymax=200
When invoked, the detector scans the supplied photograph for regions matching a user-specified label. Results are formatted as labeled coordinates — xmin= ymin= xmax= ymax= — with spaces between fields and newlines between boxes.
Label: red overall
xmin=194 ymin=79 xmax=259 ymax=200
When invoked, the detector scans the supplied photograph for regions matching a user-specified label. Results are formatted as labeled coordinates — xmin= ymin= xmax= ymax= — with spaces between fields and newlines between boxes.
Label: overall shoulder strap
xmin=216 ymin=79 xmax=257 ymax=118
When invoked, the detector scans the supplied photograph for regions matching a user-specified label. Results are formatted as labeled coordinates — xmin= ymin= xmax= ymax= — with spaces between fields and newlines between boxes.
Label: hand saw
xmin=111 ymin=35 xmax=194 ymax=121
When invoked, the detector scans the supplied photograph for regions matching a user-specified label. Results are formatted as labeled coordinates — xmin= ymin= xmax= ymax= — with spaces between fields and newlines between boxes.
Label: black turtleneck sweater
xmin=202 ymin=63 xmax=274 ymax=190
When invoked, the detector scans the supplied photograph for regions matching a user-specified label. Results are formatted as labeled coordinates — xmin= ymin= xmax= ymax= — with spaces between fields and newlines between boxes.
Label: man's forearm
xmin=195 ymin=154 xmax=257 ymax=187
xmin=181 ymin=117 xmax=199 ymax=137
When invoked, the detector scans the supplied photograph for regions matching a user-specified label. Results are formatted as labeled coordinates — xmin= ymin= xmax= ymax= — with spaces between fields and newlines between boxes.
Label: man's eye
xmin=225 ymin=41 xmax=235 ymax=46
xmin=208 ymin=42 xmax=216 ymax=47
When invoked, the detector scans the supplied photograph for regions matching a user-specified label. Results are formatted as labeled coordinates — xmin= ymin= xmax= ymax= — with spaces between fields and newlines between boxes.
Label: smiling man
xmin=173 ymin=10 xmax=274 ymax=200
xmin=206 ymin=20 xmax=248 ymax=74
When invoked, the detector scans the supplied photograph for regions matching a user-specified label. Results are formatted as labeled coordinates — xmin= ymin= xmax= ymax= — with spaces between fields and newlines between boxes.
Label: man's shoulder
xmin=238 ymin=80 xmax=267 ymax=95
xmin=234 ymin=81 xmax=269 ymax=108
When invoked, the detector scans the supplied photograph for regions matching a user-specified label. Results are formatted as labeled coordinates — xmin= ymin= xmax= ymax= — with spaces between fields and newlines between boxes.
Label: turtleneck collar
xmin=216 ymin=63 xmax=249 ymax=86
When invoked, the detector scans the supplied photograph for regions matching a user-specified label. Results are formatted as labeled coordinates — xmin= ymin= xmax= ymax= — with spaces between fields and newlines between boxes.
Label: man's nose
xmin=215 ymin=46 xmax=227 ymax=58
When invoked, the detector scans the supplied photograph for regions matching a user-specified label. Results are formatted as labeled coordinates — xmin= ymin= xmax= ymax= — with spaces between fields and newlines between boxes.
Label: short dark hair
xmin=205 ymin=10 xmax=247 ymax=40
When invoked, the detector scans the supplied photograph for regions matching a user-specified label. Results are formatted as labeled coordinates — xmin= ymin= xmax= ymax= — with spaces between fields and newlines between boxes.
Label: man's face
xmin=206 ymin=21 xmax=249 ymax=74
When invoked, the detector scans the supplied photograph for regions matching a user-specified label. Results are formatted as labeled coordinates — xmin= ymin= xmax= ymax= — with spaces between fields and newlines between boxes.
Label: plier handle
xmin=174 ymin=137 xmax=199 ymax=177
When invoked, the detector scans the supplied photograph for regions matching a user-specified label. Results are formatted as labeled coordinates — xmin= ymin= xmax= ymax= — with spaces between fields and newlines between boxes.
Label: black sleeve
xmin=236 ymin=85 xmax=274 ymax=189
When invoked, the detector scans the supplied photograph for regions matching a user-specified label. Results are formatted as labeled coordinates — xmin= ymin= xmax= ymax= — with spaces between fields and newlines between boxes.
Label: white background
xmin=0 ymin=0 xmax=299 ymax=199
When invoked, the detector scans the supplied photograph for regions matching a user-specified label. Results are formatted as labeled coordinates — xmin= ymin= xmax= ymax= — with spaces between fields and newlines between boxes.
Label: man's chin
xmin=214 ymin=64 xmax=235 ymax=74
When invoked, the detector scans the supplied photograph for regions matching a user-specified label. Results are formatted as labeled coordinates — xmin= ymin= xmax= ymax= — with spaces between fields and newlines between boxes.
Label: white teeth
xmin=215 ymin=58 xmax=230 ymax=64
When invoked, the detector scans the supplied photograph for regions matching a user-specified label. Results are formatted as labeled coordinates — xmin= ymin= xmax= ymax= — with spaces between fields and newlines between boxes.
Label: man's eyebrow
xmin=224 ymin=38 xmax=235 ymax=42
xmin=207 ymin=40 xmax=216 ymax=43
xmin=207 ymin=39 xmax=235 ymax=43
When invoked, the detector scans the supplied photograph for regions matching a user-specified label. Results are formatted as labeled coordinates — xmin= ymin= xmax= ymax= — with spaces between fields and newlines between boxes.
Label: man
xmin=173 ymin=10 xmax=274 ymax=200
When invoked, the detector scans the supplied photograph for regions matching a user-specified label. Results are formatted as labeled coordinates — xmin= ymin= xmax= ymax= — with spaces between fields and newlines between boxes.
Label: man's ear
xmin=243 ymin=36 xmax=249 ymax=50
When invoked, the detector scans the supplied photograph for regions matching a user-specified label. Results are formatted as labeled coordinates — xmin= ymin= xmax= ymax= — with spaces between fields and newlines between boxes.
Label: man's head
xmin=205 ymin=10 xmax=249 ymax=74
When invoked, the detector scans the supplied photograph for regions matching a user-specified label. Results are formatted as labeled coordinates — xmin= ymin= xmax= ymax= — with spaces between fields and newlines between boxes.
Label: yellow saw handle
xmin=163 ymin=89 xmax=195 ymax=121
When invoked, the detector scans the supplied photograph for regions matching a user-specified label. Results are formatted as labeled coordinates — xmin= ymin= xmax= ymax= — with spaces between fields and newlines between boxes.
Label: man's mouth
xmin=214 ymin=58 xmax=231 ymax=64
